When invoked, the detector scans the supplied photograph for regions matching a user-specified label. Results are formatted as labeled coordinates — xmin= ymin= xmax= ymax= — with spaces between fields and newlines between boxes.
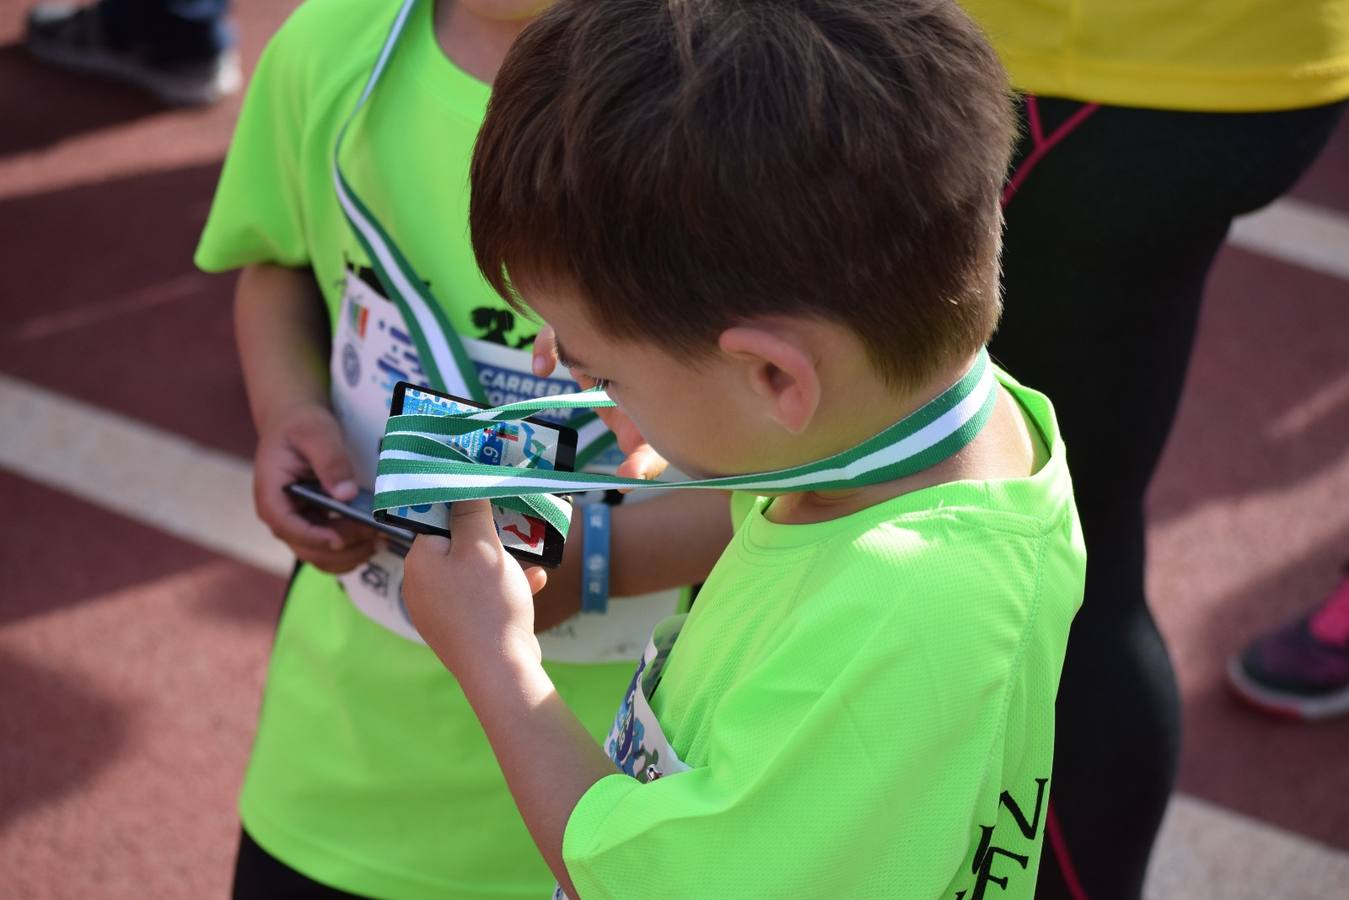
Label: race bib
xmin=602 ymin=613 xmax=692 ymax=782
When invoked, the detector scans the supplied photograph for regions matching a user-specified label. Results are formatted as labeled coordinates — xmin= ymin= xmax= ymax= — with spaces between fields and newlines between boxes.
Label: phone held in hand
xmin=373 ymin=381 xmax=579 ymax=569
xmin=284 ymin=481 xmax=415 ymax=553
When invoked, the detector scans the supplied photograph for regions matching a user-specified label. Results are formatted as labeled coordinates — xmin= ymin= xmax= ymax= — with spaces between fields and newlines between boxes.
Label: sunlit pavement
xmin=1 ymin=1 xmax=1347 ymax=897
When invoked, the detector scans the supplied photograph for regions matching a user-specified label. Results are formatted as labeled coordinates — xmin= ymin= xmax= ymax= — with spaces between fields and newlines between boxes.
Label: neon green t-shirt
xmin=196 ymin=1 xmax=671 ymax=896
xmin=564 ymin=373 xmax=1085 ymax=899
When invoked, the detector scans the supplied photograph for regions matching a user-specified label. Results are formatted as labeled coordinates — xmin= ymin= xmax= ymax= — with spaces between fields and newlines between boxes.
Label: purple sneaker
xmin=1227 ymin=566 xmax=1349 ymax=720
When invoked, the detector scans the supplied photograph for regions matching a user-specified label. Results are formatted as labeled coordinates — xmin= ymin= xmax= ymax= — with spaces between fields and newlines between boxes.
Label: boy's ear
xmin=718 ymin=324 xmax=822 ymax=435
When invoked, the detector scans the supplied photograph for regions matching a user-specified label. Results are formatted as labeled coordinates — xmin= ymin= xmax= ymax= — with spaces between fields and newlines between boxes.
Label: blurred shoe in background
xmin=25 ymin=1 xmax=240 ymax=106
xmin=1228 ymin=564 xmax=1349 ymax=720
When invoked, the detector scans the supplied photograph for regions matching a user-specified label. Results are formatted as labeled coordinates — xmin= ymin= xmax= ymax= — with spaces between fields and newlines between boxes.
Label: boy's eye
xmin=572 ymin=368 xmax=609 ymax=391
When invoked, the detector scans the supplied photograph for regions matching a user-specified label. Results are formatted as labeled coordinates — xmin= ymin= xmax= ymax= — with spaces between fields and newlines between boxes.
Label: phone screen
xmin=378 ymin=383 xmax=577 ymax=567
xmin=401 ymin=385 xmax=565 ymax=473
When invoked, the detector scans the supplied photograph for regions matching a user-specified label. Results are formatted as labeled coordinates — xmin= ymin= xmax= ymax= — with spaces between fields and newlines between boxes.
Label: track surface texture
xmin=1 ymin=2 xmax=1347 ymax=897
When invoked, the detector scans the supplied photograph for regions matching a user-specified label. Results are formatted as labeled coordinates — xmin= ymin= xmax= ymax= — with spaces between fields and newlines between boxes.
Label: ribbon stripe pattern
xmin=373 ymin=349 xmax=1000 ymax=536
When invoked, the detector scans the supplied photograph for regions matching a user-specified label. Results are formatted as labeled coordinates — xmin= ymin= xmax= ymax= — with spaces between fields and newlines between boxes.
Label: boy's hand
xmin=253 ymin=403 xmax=378 ymax=573
xmin=403 ymin=500 xmax=549 ymax=677
xmin=532 ymin=324 xmax=668 ymax=484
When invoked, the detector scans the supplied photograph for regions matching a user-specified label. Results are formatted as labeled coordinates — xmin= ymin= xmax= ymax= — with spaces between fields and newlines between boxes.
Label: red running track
xmin=1 ymin=1 xmax=1347 ymax=896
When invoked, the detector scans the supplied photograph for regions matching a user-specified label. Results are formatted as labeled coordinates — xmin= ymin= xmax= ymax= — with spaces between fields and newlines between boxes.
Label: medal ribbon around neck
xmin=330 ymin=0 xmax=615 ymax=476
xmin=374 ymin=349 xmax=1000 ymax=539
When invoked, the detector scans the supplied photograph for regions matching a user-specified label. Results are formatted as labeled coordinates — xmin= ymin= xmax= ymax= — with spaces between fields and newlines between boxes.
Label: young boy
xmin=401 ymin=1 xmax=1085 ymax=897
xmin=195 ymin=0 xmax=723 ymax=895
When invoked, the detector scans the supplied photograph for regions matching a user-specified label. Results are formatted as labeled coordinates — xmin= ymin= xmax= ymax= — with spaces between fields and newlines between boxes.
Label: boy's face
xmin=525 ymin=286 xmax=780 ymax=480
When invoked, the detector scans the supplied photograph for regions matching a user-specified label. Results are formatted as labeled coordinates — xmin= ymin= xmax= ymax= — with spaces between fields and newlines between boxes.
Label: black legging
xmin=995 ymin=97 xmax=1345 ymax=900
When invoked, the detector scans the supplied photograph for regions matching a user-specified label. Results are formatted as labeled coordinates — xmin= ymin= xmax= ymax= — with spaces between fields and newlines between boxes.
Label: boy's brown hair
xmin=471 ymin=0 xmax=1013 ymax=390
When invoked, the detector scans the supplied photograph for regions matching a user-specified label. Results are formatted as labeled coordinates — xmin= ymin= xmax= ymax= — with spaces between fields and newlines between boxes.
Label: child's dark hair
xmin=471 ymin=0 xmax=1013 ymax=390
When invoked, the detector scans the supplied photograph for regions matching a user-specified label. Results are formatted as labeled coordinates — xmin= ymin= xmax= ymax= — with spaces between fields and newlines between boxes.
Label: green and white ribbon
xmin=332 ymin=0 xmax=615 ymax=458
xmin=332 ymin=0 xmax=472 ymax=399
xmin=332 ymin=0 xmax=615 ymax=532
xmin=381 ymin=413 xmax=577 ymax=537
xmin=374 ymin=348 xmax=1000 ymax=538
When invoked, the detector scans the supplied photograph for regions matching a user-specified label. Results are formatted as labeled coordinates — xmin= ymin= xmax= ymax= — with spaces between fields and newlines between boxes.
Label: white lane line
xmin=12 ymin=273 xmax=210 ymax=342
xmin=1147 ymin=794 xmax=1349 ymax=899
xmin=0 ymin=373 xmax=291 ymax=577
xmin=1228 ymin=198 xmax=1349 ymax=284
xmin=1267 ymin=366 xmax=1349 ymax=440
xmin=3 ymin=374 xmax=1349 ymax=891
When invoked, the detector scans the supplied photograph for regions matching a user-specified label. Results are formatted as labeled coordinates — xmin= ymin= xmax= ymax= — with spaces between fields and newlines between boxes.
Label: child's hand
xmin=532 ymin=324 xmax=669 ymax=485
xmin=403 ymin=500 xmax=550 ymax=677
xmin=253 ymin=403 xmax=378 ymax=573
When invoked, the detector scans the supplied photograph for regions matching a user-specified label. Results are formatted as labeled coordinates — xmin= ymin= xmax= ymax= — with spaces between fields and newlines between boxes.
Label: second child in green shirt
xmin=199 ymin=0 xmax=726 ymax=896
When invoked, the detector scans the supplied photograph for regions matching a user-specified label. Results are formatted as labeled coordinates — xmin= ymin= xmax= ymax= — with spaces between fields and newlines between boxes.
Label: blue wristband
xmin=581 ymin=502 xmax=612 ymax=614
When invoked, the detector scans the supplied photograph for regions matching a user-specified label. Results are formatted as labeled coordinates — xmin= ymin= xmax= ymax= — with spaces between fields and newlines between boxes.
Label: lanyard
xmin=331 ymin=0 xmax=615 ymax=466
xmin=373 ymin=348 xmax=1000 ymax=537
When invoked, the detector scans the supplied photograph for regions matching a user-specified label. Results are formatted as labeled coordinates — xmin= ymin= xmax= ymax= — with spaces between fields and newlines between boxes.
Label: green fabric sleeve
xmin=561 ymin=589 xmax=1022 ymax=899
xmin=194 ymin=8 xmax=314 ymax=273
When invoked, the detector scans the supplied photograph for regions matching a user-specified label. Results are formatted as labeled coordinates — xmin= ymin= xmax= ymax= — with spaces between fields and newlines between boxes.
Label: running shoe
xmin=1227 ymin=564 xmax=1349 ymax=720
xmin=25 ymin=3 xmax=241 ymax=106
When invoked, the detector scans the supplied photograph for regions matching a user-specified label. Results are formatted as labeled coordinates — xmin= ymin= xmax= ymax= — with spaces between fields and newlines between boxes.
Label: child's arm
xmin=235 ymin=262 xmax=378 ymax=573
xmin=403 ymin=500 xmax=625 ymax=898
xmin=530 ymin=489 xmax=733 ymax=630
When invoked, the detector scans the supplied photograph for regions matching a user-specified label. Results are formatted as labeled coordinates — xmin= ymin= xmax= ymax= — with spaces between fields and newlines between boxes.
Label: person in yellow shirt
xmin=959 ymin=2 xmax=1348 ymax=898
xmin=966 ymin=1 xmax=1349 ymax=114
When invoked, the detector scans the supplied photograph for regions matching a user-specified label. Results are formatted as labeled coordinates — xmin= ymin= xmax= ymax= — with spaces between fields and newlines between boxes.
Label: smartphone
xmin=374 ymin=382 xmax=579 ymax=568
xmin=284 ymin=481 xmax=415 ymax=552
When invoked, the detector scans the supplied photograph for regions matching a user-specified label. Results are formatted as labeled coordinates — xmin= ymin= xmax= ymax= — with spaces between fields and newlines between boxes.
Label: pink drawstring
xmin=1046 ymin=801 xmax=1092 ymax=900
xmin=1002 ymin=95 xmax=1101 ymax=207
xmin=998 ymin=93 xmax=1098 ymax=900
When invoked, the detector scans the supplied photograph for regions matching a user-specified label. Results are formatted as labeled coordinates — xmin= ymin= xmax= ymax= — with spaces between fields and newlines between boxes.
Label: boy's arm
xmin=235 ymin=263 xmax=378 ymax=573
xmin=403 ymin=501 xmax=621 ymax=898
xmin=462 ymin=652 xmax=611 ymax=900
xmin=532 ymin=489 xmax=733 ymax=629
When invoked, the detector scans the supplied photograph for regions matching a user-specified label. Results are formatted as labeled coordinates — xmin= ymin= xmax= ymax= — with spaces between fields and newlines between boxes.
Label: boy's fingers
xmin=614 ymin=444 xmax=669 ymax=492
xmin=272 ymin=510 xmax=346 ymax=549
xmin=523 ymin=566 xmax=549 ymax=595
xmin=329 ymin=517 xmax=380 ymax=546
xmin=408 ymin=532 xmax=451 ymax=560
xmin=292 ymin=417 xmax=358 ymax=500
xmin=256 ymin=481 xmax=345 ymax=548
xmin=298 ymin=539 xmax=377 ymax=574
xmin=617 ymin=444 xmax=668 ymax=481
xmin=532 ymin=324 xmax=558 ymax=377
xmin=262 ymin=475 xmax=373 ymax=550
xmin=449 ymin=500 xmax=500 ymax=549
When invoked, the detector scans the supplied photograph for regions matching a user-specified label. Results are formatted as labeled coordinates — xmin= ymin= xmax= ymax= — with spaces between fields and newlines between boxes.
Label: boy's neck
xmin=766 ymin=355 xmax=1041 ymax=526
xmin=434 ymin=0 xmax=532 ymax=84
